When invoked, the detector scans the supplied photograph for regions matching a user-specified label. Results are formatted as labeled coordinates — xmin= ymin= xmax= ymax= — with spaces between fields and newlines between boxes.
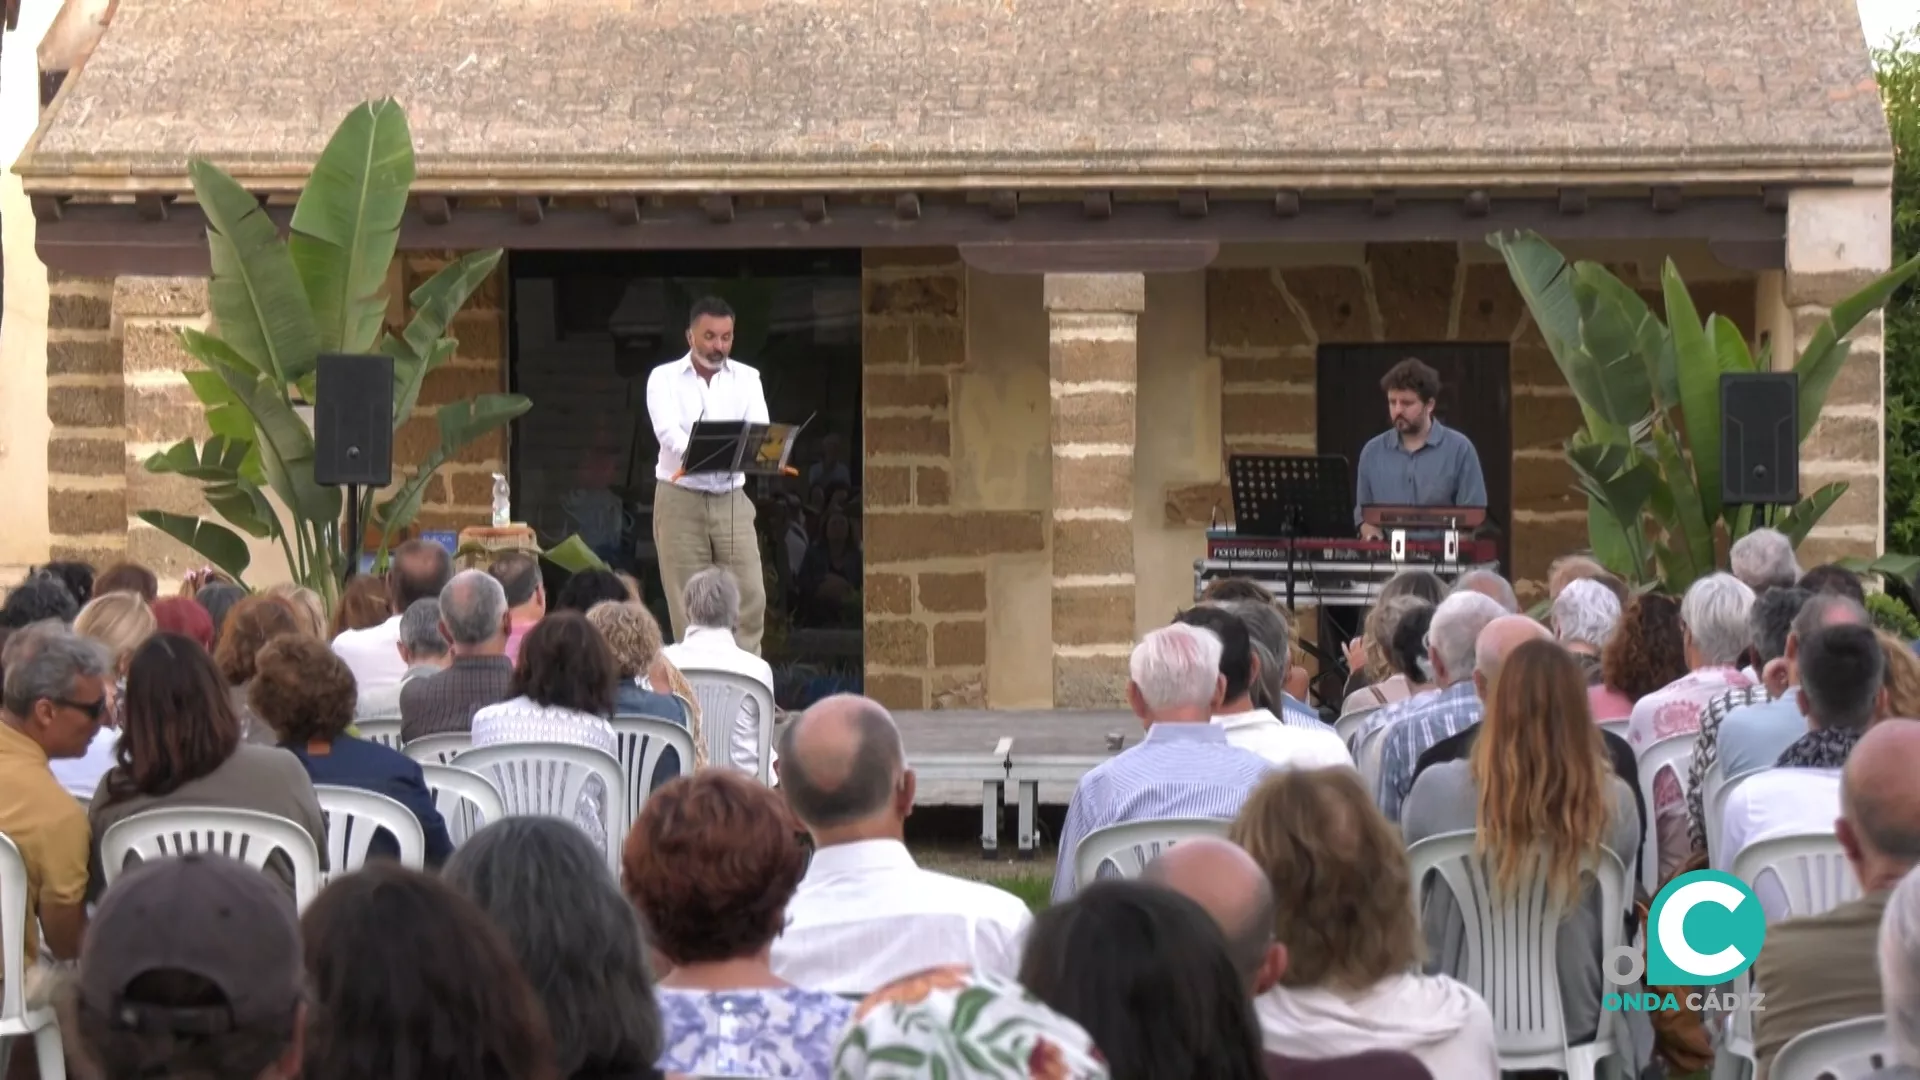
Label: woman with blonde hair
xmin=266 ymin=582 xmax=329 ymax=640
xmin=1230 ymin=768 xmax=1498 ymax=1078
xmin=58 ymin=591 xmax=159 ymax=797
xmin=328 ymin=574 xmax=391 ymax=640
xmin=586 ymin=600 xmax=707 ymax=777
xmin=1877 ymin=629 xmax=1920 ymax=721
xmin=1401 ymin=639 xmax=1638 ymax=1052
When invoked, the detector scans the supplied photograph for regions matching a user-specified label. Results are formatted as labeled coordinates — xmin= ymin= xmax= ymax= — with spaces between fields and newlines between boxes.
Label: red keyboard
xmin=1205 ymin=532 xmax=1499 ymax=566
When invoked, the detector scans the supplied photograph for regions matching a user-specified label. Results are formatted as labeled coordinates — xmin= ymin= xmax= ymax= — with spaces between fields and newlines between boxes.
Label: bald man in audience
xmin=1144 ymin=838 xmax=1433 ymax=1080
xmin=1751 ymin=719 xmax=1920 ymax=1080
xmin=770 ymin=694 xmax=1032 ymax=994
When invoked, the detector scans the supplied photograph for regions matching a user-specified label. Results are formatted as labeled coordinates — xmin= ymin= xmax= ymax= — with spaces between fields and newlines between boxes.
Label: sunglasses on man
xmin=49 ymin=695 xmax=108 ymax=722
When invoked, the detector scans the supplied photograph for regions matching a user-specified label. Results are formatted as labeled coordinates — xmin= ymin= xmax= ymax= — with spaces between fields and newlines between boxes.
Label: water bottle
xmin=491 ymin=473 xmax=511 ymax=527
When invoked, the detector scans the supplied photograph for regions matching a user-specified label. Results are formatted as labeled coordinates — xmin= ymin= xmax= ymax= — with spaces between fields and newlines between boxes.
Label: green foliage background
xmin=1881 ymin=31 xmax=1920 ymax=551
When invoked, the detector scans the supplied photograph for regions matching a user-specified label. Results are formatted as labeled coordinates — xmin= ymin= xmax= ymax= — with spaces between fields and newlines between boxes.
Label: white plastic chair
xmin=1599 ymin=719 xmax=1630 ymax=743
xmin=1701 ymin=763 xmax=1761 ymax=870
xmin=355 ymin=717 xmax=403 ymax=749
xmin=312 ymin=785 xmax=426 ymax=875
xmin=453 ymin=743 xmax=628 ymax=871
xmin=1073 ymin=818 xmax=1229 ymax=889
xmin=609 ymin=716 xmax=697 ymax=826
xmin=99 ymin=807 xmax=323 ymax=910
xmin=419 ymin=763 xmax=506 ymax=846
xmin=0 ymin=832 xmax=65 ymax=1080
xmin=402 ymin=731 xmax=473 ymax=766
xmin=677 ymin=666 xmax=775 ymax=783
xmin=1769 ymin=1016 xmax=1891 ymax=1080
xmin=1335 ymin=709 xmax=1377 ymax=750
xmin=1635 ymin=733 xmax=1695 ymax=894
xmin=1406 ymin=830 xmax=1629 ymax=1078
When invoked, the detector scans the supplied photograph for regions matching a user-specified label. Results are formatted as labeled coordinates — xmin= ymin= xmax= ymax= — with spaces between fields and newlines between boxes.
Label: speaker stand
xmin=343 ymin=482 xmax=361 ymax=582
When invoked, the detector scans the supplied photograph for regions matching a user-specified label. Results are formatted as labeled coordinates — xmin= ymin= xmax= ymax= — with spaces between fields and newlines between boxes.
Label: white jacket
xmin=1258 ymin=973 xmax=1499 ymax=1080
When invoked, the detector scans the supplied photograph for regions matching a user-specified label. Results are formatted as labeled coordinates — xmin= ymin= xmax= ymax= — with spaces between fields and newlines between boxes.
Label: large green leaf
xmin=141 ymin=436 xmax=276 ymax=538
xmin=1777 ymin=481 xmax=1849 ymax=546
xmin=144 ymin=435 xmax=250 ymax=482
xmin=180 ymin=329 xmax=341 ymax=526
xmin=1489 ymin=231 xmax=1581 ymax=360
xmin=1569 ymin=263 xmax=1662 ymax=429
xmin=383 ymin=250 xmax=504 ymax=425
xmin=373 ymin=394 xmax=532 ymax=541
xmin=1839 ymin=553 xmax=1920 ymax=581
xmin=1664 ymin=261 xmax=1727 ymax=526
xmin=189 ymin=159 xmax=320 ymax=387
xmin=1566 ymin=435 xmax=1657 ymax=580
xmin=1796 ymin=252 xmax=1920 ymax=440
xmin=540 ymin=534 xmax=609 ymax=574
xmin=1586 ymin=498 xmax=1640 ymax=579
xmin=135 ymin=511 xmax=252 ymax=582
xmin=288 ymin=99 xmax=415 ymax=356
xmin=1648 ymin=428 xmax=1714 ymax=588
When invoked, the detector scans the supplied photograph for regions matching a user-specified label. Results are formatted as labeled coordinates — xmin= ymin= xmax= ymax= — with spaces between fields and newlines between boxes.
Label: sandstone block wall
xmin=44 ymin=273 xmax=126 ymax=569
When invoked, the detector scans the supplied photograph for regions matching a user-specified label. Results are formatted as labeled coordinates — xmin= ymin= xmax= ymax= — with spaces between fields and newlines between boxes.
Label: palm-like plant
xmin=140 ymin=99 xmax=529 ymax=609
xmin=1491 ymin=231 xmax=1920 ymax=590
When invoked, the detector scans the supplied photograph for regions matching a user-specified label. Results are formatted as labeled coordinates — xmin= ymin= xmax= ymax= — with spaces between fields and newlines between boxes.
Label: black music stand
xmin=682 ymin=419 xmax=806 ymax=479
xmin=1227 ymin=455 xmax=1354 ymax=611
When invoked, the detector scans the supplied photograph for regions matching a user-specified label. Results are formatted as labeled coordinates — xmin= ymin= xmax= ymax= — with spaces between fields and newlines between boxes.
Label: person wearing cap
xmin=73 ymin=853 xmax=305 ymax=1080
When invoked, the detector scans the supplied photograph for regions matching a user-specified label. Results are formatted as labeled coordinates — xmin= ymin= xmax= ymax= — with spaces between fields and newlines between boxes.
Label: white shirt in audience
xmin=771 ymin=838 xmax=1032 ymax=994
xmin=50 ymin=726 xmax=116 ymax=800
xmin=663 ymin=624 xmax=776 ymax=775
xmin=1214 ymin=708 xmax=1354 ymax=770
xmin=1715 ymin=767 xmax=1843 ymax=921
xmin=332 ymin=615 xmax=405 ymax=703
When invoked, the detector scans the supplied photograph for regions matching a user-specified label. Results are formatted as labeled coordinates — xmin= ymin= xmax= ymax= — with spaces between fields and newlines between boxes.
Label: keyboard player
xmin=1354 ymin=358 xmax=1487 ymax=540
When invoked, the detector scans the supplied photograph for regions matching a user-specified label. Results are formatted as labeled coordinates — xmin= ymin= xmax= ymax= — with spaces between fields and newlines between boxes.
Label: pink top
xmin=503 ymin=619 xmax=534 ymax=665
xmin=1588 ymin=684 xmax=1634 ymax=723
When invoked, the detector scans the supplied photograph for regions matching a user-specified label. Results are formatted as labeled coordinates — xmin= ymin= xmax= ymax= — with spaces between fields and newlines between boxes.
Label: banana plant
xmin=141 ymin=99 xmax=529 ymax=611
xmin=1491 ymin=230 xmax=1920 ymax=591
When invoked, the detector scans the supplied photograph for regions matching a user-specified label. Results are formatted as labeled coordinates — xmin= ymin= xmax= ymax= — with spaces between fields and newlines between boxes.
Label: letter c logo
xmin=1658 ymin=879 xmax=1749 ymax=979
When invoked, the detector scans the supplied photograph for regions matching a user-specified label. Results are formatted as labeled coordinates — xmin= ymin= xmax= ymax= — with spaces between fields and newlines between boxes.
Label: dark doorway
xmin=1314 ymin=343 xmax=1512 ymax=574
xmin=508 ymin=250 xmax=864 ymax=709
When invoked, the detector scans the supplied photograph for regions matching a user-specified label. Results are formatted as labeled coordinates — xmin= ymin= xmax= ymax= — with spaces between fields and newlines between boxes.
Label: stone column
xmin=44 ymin=274 xmax=126 ymax=568
xmin=118 ymin=276 xmax=219 ymax=577
xmin=1046 ymin=273 xmax=1143 ymax=707
xmin=1785 ymin=187 xmax=1893 ymax=564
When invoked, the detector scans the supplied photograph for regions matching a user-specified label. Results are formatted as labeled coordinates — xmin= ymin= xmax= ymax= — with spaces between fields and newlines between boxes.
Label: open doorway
xmin=508 ymin=250 xmax=864 ymax=709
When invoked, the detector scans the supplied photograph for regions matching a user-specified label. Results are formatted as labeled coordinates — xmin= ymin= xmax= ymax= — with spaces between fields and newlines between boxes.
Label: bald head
xmin=1143 ymin=837 xmax=1276 ymax=988
xmin=1473 ymin=615 xmax=1553 ymax=699
xmin=777 ymin=693 xmax=906 ymax=830
xmin=1843 ymin=719 xmax=1920 ymax=874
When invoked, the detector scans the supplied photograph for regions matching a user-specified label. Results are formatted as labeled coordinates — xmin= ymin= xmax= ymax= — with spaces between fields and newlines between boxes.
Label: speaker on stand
xmin=313 ymin=353 xmax=396 ymax=580
xmin=1720 ymin=372 xmax=1800 ymax=528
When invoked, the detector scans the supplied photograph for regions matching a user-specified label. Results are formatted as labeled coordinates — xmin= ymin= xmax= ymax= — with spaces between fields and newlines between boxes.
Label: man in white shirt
xmin=645 ymin=296 xmax=770 ymax=653
xmin=331 ymin=539 xmax=452 ymax=703
xmin=1173 ymin=607 xmax=1350 ymax=770
xmin=661 ymin=567 xmax=776 ymax=777
xmin=771 ymin=693 xmax=1032 ymax=994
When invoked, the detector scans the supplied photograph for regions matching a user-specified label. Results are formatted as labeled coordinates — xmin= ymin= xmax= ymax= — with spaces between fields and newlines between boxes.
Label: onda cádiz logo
xmin=1603 ymin=870 xmax=1769 ymax=1014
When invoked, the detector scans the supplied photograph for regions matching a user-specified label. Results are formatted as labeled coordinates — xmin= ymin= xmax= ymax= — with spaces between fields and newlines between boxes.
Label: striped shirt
xmin=1685 ymin=683 xmax=1773 ymax=854
xmin=1051 ymin=723 xmax=1272 ymax=903
xmin=1373 ymin=681 xmax=1483 ymax=823
xmin=1280 ymin=693 xmax=1336 ymax=734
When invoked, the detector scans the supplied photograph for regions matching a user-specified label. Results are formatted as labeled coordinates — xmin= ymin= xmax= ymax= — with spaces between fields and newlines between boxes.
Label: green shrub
xmin=1870 ymin=592 xmax=1920 ymax=641
xmin=1879 ymin=33 xmax=1920 ymax=550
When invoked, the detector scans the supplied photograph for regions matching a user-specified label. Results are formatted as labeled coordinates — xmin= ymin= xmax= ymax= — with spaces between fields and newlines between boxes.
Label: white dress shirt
xmin=771 ymin=839 xmax=1033 ymax=994
xmin=663 ymin=625 xmax=777 ymax=775
xmin=1716 ymin=767 xmax=1843 ymax=921
xmin=646 ymin=353 xmax=769 ymax=494
xmin=332 ymin=615 xmax=405 ymax=703
xmin=1214 ymin=708 xmax=1355 ymax=770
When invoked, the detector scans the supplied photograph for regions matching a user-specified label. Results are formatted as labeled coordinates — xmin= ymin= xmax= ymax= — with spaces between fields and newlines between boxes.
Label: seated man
xmin=1051 ymin=623 xmax=1274 ymax=903
xmin=1174 ymin=606 xmax=1350 ymax=769
xmin=356 ymin=598 xmax=450 ymax=721
xmin=772 ymin=694 xmax=1031 ymax=993
xmin=662 ymin=566 xmax=776 ymax=777
xmin=399 ymin=571 xmax=515 ymax=742
xmin=1872 ymin=866 xmax=1920 ymax=1080
xmin=1716 ymin=594 xmax=1870 ymax=780
xmin=1751 ymin=718 xmax=1920 ymax=1078
xmin=1371 ymin=591 xmax=1508 ymax=822
xmin=332 ymin=539 xmax=452 ymax=702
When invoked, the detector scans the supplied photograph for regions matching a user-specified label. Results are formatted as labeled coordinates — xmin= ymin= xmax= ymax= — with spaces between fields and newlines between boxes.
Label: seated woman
xmin=623 ymin=770 xmax=852 ymax=1078
xmin=1340 ymin=595 xmax=1435 ymax=721
xmin=1590 ymin=593 xmax=1688 ymax=724
xmin=586 ymin=600 xmax=705 ymax=782
xmin=251 ymin=634 xmax=453 ymax=866
xmin=1230 ymin=768 xmax=1499 ymax=1079
xmin=214 ymin=594 xmax=308 ymax=746
xmin=446 ymin=818 xmax=664 ymax=1080
xmin=89 ymin=632 xmax=329 ymax=898
xmin=57 ymin=591 xmax=157 ymax=798
xmin=1401 ymin=638 xmax=1639 ymax=1052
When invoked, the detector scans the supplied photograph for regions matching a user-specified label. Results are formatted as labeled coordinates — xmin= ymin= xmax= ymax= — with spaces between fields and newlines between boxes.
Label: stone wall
xmin=392 ymin=252 xmax=510 ymax=536
xmin=44 ymin=273 xmax=124 ymax=569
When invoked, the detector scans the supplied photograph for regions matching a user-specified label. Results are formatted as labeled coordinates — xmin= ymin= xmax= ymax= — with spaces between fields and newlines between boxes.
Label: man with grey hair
xmin=1 ymin=623 xmax=111 ymax=986
xmin=1874 ymin=866 xmax=1920 ymax=1079
xmin=1050 ymin=624 xmax=1274 ymax=902
xmin=772 ymin=694 xmax=1032 ymax=993
xmin=1212 ymin=598 xmax=1333 ymax=733
xmin=1369 ymin=590 xmax=1507 ymax=822
xmin=1551 ymin=577 xmax=1619 ymax=684
xmin=1451 ymin=568 xmax=1519 ymax=613
xmin=1729 ymin=527 xmax=1801 ymax=595
xmin=663 ymin=567 xmax=775 ymax=776
xmin=1628 ymin=572 xmax=1756 ymax=881
xmin=356 ymin=598 xmax=451 ymax=720
xmin=399 ymin=570 xmax=513 ymax=741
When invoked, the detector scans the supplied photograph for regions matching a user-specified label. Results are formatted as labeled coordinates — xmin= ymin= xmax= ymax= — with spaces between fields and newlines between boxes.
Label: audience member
xmin=1 ymin=573 xmax=80 ymax=629
xmin=1882 ymin=628 xmax=1920 ymax=719
xmin=1230 ymin=769 xmax=1498 ymax=1078
xmin=149 ymin=595 xmax=214 ymax=651
xmin=588 ymin=599 xmax=702 ymax=778
xmin=215 ymin=594 xmax=307 ymax=746
xmin=74 ymin=854 xmax=304 ymax=1080
xmin=268 ymin=584 xmax=328 ymax=641
xmin=331 ymin=539 xmax=452 ymax=702
xmin=93 ymin=562 xmax=159 ymax=604
xmin=623 ymin=770 xmax=852 ymax=1077
xmin=195 ymin=582 xmax=246 ymax=644
xmin=1750 ymin=719 xmax=1920 ymax=1078
xmin=327 ymin=574 xmax=391 ymax=640
xmin=1173 ymin=607 xmax=1349 ymax=767
xmin=1875 ymin=866 xmax=1920 ymax=1079
xmin=0 ymin=626 xmax=109 ymax=987
xmin=1547 ymin=554 xmax=1626 ymax=603
xmin=472 ymin=611 xmax=621 ymax=848
xmin=252 ymin=635 xmax=452 ymax=866
xmin=556 ymin=568 xmax=632 ymax=615
xmin=445 ymin=818 xmax=663 ymax=1080
xmin=36 ymin=560 xmax=94 ymax=609
xmin=1591 ymin=592 xmax=1688 ymax=723
xmin=59 ymin=592 xmax=157 ymax=798
xmin=1729 ymin=528 xmax=1801 ymax=595
xmin=772 ymin=694 xmax=1032 ymax=992
xmin=1202 ymin=576 xmax=1287 ymax=606
xmin=1022 ymin=879 xmax=1268 ymax=1080
xmin=1713 ymin=593 xmax=1868 ymax=782
xmin=661 ymin=567 xmax=775 ymax=776
xmin=298 ymin=864 xmax=558 ymax=1080
xmin=1052 ymin=625 xmax=1273 ymax=902
xmin=1552 ymin=577 xmax=1620 ymax=685
xmin=1450 ymin=569 xmax=1518 ymax=613
xmin=1369 ymin=591 xmax=1507 ymax=822
xmin=90 ymin=633 xmax=327 ymax=899
xmin=1628 ymin=573 xmax=1754 ymax=882
xmin=357 ymin=596 xmax=448 ymax=720
xmin=834 ymin=967 xmax=1109 ymax=1079
xmin=400 ymin=570 xmax=515 ymax=741
xmin=1404 ymin=639 xmax=1639 ymax=1050
xmin=488 ymin=551 xmax=546 ymax=663
xmin=1684 ymin=587 xmax=1811 ymax=851
xmin=1341 ymin=596 xmax=1436 ymax=720
xmin=1800 ymin=563 xmax=1868 ymax=605
xmin=1213 ymin=598 xmax=1329 ymax=730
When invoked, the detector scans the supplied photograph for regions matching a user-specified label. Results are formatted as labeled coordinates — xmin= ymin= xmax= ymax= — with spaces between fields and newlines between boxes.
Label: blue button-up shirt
xmin=1372 ymin=680 xmax=1484 ymax=823
xmin=1051 ymin=723 xmax=1272 ymax=903
xmin=1716 ymin=689 xmax=1809 ymax=777
xmin=1353 ymin=420 xmax=1487 ymax=526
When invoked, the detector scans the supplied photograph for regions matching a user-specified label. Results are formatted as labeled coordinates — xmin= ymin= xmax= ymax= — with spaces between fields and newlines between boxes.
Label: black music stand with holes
xmin=1226 ymin=455 xmax=1357 ymax=711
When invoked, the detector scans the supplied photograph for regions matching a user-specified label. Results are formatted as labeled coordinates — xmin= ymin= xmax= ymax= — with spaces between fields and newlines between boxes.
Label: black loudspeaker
xmin=1720 ymin=372 xmax=1799 ymax=506
xmin=313 ymin=353 xmax=394 ymax=487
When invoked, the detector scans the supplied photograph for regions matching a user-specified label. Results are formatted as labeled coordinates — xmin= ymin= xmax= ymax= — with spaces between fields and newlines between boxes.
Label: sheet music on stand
xmin=681 ymin=417 xmax=810 ymax=478
xmin=1228 ymin=454 xmax=1353 ymax=538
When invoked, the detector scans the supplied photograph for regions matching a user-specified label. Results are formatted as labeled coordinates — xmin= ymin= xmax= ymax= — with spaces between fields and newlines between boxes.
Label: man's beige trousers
xmin=652 ymin=481 xmax=766 ymax=654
